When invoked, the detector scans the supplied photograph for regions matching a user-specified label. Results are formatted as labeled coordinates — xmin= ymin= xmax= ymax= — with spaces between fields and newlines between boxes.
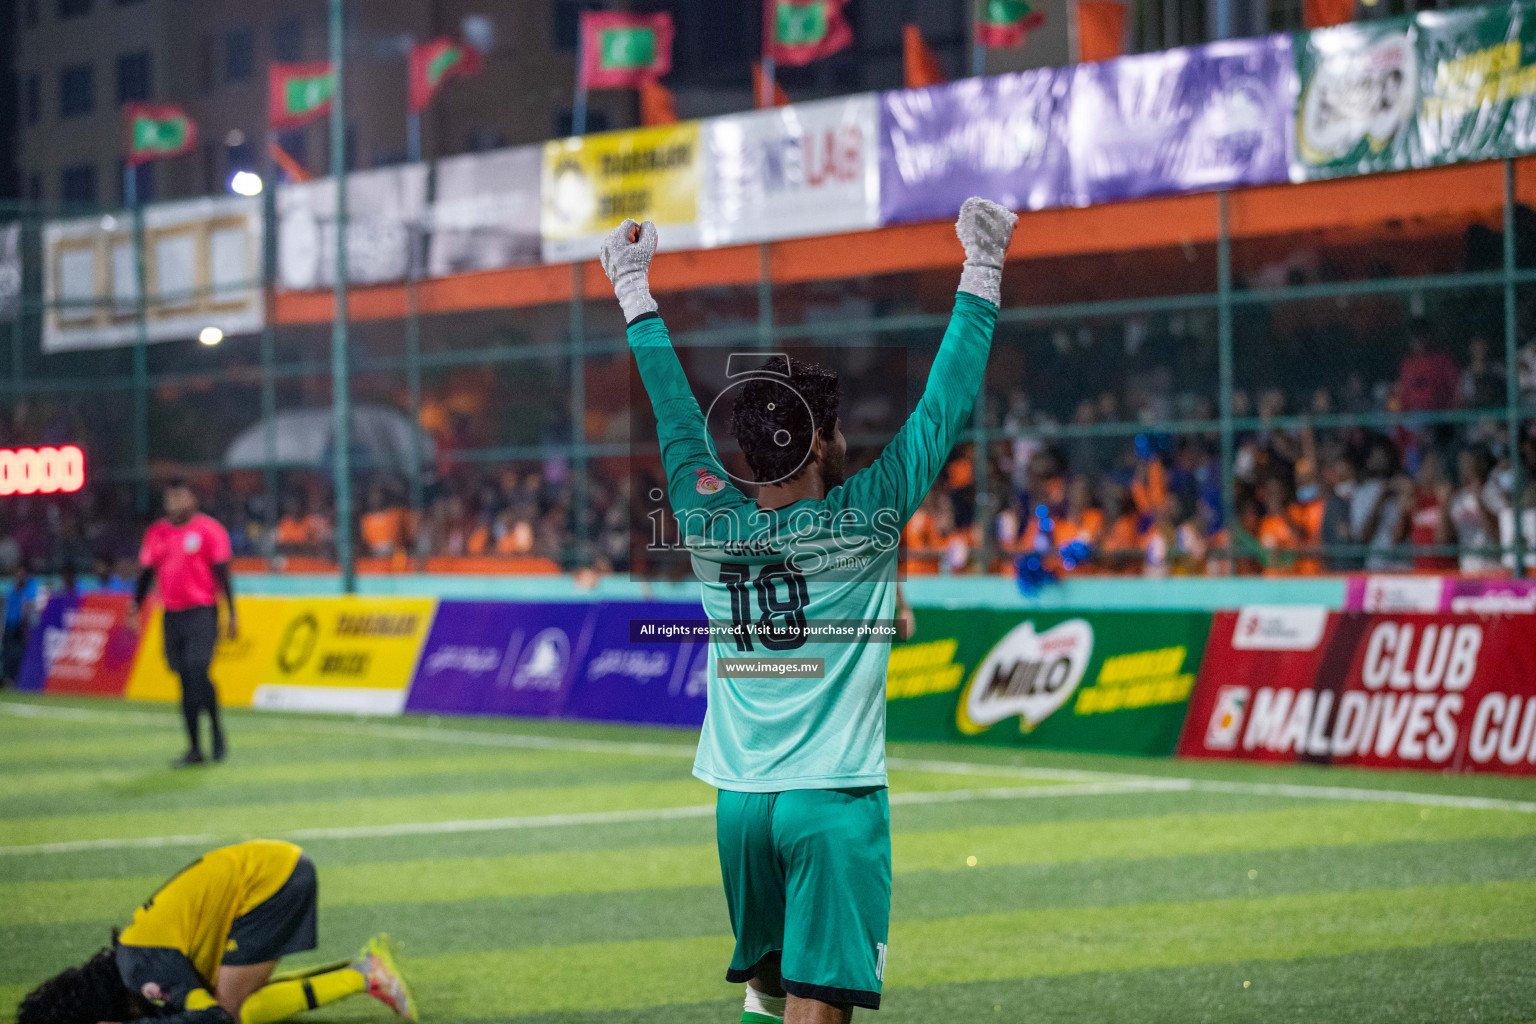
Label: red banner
xmin=1179 ymin=607 xmax=1536 ymax=775
xmin=43 ymin=592 xmax=140 ymax=696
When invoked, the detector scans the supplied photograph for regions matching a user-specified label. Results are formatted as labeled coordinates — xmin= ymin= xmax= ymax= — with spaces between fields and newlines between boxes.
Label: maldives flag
xmin=269 ymin=62 xmax=336 ymax=129
xmin=124 ymin=103 xmax=197 ymax=165
xmin=409 ymin=39 xmax=483 ymax=112
xmin=977 ymin=0 xmax=1045 ymax=48
xmin=768 ymin=0 xmax=853 ymax=67
xmin=579 ymin=12 xmax=674 ymax=90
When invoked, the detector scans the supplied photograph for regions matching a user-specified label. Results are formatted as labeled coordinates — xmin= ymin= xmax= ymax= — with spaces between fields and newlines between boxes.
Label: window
xmin=555 ymin=109 xmax=609 ymax=136
xmin=117 ymin=52 xmax=152 ymax=104
xmin=272 ymin=16 xmax=304 ymax=62
xmin=197 ymin=35 xmax=216 ymax=93
xmin=60 ymin=64 xmax=94 ymax=118
xmin=24 ymin=0 xmax=39 ymax=28
xmin=25 ymin=76 xmax=41 ymax=126
xmin=225 ymin=28 xmax=254 ymax=83
xmin=61 ymin=164 xmax=97 ymax=205
xmin=552 ymin=0 xmax=602 ymax=51
xmin=27 ymin=174 xmax=43 ymax=202
xmin=463 ymin=128 xmax=509 ymax=152
xmin=58 ymin=0 xmax=91 ymax=17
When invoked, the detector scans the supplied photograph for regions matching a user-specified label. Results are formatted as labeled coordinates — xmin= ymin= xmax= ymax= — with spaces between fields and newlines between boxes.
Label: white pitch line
xmin=0 ymin=781 xmax=1164 ymax=857
xmin=5 ymin=698 xmax=1535 ymax=819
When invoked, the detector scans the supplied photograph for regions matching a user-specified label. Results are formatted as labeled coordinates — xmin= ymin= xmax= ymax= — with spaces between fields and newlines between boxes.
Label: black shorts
xmin=223 ymin=856 xmax=318 ymax=966
xmin=162 ymin=606 xmax=219 ymax=679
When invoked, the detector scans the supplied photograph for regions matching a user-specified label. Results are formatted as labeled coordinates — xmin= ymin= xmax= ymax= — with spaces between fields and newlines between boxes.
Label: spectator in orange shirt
xmin=1257 ymin=477 xmax=1303 ymax=574
xmin=274 ymin=495 xmax=313 ymax=552
xmin=1056 ymin=477 xmax=1105 ymax=550
xmin=359 ymin=486 xmax=408 ymax=557
xmin=1099 ymin=486 xmax=1144 ymax=573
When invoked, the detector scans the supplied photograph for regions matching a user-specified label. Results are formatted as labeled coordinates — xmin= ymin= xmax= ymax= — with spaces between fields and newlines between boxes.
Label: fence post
xmin=127 ymin=169 xmax=150 ymax=515
xmin=1217 ymin=191 xmax=1235 ymax=573
xmin=1504 ymin=159 xmax=1525 ymax=578
xmin=571 ymin=261 xmax=589 ymax=562
xmin=261 ymin=140 xmax=279 ymax=569
xmin=330 ymin=0 xmax=355 ymax=594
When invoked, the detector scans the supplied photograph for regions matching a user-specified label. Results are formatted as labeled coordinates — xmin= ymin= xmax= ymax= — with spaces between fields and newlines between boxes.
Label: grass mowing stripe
xmin=10 ymin=833 xmax=1536 ymax=983
xmin=356 ymin=879 xmax=1536 ymax=1017
xmin=9 ymin=800 xmax=1531 ymax=927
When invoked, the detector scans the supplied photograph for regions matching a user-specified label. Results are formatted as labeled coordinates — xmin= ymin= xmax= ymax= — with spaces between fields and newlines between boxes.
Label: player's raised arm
xmin=601 ymin=219 xmax=742 ymax=514
xmin=836 ymin=197 xmax=1018 ymax=523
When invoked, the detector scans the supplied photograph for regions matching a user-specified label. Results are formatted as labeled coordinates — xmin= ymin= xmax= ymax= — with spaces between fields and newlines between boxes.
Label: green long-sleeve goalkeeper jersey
xmin=627 ymin=291 xmax=998 ymax=792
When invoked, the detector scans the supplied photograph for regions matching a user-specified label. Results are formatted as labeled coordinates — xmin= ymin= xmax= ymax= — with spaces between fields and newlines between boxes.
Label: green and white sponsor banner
xmin=886 ymin=609 xmax=1211 ymax=755
xmin=1293 ymin=2 xmax=1536 ymax=181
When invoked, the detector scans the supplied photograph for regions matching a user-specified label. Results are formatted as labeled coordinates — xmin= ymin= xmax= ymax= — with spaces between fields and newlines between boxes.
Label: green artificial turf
xmin=2 ymin=693 xmax=1534 ymax=1023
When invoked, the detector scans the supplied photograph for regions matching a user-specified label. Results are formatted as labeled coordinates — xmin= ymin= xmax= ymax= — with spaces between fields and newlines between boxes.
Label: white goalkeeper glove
xmin=955 ymin=197 xmax=1018 ymax=307
xmin=599 ymin=218 xmax=659 ymax=322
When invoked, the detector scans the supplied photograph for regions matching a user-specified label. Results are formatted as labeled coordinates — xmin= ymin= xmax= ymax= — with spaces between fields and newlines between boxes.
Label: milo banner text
xmin=1180 ymin=607 xmax=1536 ymax=774
xmin=886 ymin=609 xmax=1210 ymax=755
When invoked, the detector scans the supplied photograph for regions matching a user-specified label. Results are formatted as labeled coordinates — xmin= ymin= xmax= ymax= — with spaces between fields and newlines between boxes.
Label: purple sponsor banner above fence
xmin=405 ymin=600 xmax=596 ymax=717
xmin=564 ymin=601 xmax=709 ymax=727
xmin=406 ymin=599 xmax=709 ymax=725
xmin=880 ymin=67 xmax=1073 ymax=225
xmin=1069 ymin=34 xmax=1294 ymax=204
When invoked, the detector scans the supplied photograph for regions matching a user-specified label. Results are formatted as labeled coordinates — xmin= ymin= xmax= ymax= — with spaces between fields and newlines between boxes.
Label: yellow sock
xmin=239 ymin=968 xmax=366 ymax=1024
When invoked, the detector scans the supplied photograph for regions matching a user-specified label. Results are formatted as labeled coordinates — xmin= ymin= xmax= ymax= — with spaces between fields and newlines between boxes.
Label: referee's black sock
xmin=180 ymin=691 xmax=202 ymax=756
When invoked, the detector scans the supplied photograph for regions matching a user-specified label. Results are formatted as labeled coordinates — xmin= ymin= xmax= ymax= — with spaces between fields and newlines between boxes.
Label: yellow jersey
xmin=120 ymin=840 xmax=303 ymax=986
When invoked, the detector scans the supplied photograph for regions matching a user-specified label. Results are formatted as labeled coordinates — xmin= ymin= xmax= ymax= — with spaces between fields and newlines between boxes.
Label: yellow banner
xmin=126 ymin=596 xmax=436 ymax=714
xmin=541 ymin=123 xmax=700 ymax=252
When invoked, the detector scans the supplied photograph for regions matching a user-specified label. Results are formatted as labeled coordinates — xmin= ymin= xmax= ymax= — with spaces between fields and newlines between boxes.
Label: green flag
xmin=125 ymin=104 xmax=196 ymax=165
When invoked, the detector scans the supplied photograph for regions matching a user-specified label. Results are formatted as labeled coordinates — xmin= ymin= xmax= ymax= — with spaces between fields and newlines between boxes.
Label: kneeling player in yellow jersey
xmin=17 ymin=840 xmax=415 ymax=1024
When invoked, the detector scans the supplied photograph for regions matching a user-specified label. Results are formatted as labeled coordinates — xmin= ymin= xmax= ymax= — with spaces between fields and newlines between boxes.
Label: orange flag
xmin=1076 ymin=0 xmax=1126 ymax=62
xmin=1303 ymin=0 xmax=1353 ymax=28
xmin=640 ymin=80 xmax=678 ymax=125
xmin=903 ymin=24 xmax=946 ymax=89
xmin=753 ymin=61 xmax=791 ymax=108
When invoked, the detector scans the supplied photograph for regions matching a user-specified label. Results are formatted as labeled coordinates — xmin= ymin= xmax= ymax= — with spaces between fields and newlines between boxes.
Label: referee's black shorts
xmin=162 ymin=605 xmax=218 ymax=677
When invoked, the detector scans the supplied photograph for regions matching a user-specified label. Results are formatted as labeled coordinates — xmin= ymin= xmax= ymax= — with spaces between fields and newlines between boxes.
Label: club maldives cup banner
xmin=1292 ymin=2 xmax=1536 ymax=181
xmin=886 ymin=609 xmax=1210 ymax=755
xmin=1180 ymin=607 xmax=1536 ymax=775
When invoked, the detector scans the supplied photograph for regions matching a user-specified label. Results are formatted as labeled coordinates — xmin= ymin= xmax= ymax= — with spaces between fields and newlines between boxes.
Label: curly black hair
xmin=17 ymin=944 xmax=135 ymax=1024
xmin=730 ymin=357 xmax=840 ymax=486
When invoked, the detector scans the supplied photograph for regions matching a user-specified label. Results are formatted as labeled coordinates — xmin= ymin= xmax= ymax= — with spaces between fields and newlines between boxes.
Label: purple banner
xmin=405 ymin=601 xmax=597 ymax=717
xmin=564 ymin=601 xmax=709 ymax=727
xmin=17 ymin=592 xmax=78 ymax=691
xmin=1069 ymin=35 xmax=1294 ymax=205
xmin=405 ymin=599 xmax=709 ymax=725
xmin=880 ymin=67 xmax=1073 ymax=225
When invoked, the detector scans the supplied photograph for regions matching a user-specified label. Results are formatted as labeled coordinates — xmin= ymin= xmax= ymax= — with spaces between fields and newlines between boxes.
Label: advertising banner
xmin=1069 ymin=35 xmax=1294 ymax=204
xmin=1180 ymin=607 xmax=1536 ymax=774
xmin=1291 ymin=19 xmax=1418 ymax=180
xmin=16 ymin=590 xmax=79 ymax=691
xmin=1412 ymin=4 xmax=1536 ymax=169
xmin=699 ymin=95 xmax=881 ymax=248
xmin=879 ymin=67 xmax=1073 ymax=225
xmin=428 ymin=145 xmax=543 ymax=277
xmin=1345 ymin=575 xmax=1536 ymax=613
xmin=44 ymin=195 xmax=264 ymax=352
xmin=885 ymin=609 xmax=1210 ymax=755
xmin=564 ymin=601 xmax=709 ymax=726
xmin=278 ymin=164 xmax=430 ymax=290
xmin=541 ymin=123 xmax=702 ymax=262
xmin=127 ymin=596 xmax=434 ymax=714
xmin=405 ymin=600 xmax=596 ymax=717
xmin=42 ymin=592 xmax=138 ymax=696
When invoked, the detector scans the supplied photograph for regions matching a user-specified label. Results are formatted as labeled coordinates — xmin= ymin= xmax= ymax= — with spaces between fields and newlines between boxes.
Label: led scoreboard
xmin=0 ymin=445 xmax=86 ymax=495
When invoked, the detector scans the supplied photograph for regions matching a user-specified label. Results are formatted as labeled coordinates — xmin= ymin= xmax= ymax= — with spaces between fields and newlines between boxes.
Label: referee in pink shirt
xmin=129 ymin=478 xmax=238 ymax=767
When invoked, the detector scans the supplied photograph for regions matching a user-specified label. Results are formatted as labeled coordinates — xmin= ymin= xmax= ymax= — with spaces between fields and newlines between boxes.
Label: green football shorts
xmin=716 ymin=786 xmax=891 ymax=1010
